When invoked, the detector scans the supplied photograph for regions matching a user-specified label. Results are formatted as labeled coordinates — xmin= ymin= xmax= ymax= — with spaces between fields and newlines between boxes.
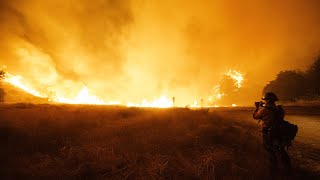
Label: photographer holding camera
xmin=253 ymin=92 xmax=292 ymax=176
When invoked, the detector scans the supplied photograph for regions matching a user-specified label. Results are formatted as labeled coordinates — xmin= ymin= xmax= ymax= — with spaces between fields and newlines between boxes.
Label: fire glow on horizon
xmin=1 ymin=0 xmax=320 ymax=109
xmin=2 ymin=68 xmax=244 ymax=108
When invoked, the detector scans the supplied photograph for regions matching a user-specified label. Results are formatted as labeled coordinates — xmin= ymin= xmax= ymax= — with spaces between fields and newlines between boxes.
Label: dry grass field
xmin=0 ymin=104 xmax=319 ymax=179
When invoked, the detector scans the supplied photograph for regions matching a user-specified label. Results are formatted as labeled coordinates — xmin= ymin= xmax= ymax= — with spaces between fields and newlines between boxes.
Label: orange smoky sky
xmin=1 ymin=0 xmax=320 ymax=105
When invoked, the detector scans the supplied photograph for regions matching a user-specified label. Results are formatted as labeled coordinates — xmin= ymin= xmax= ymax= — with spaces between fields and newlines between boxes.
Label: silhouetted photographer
xmin=253 ymin=92 xmax=298 ymax=177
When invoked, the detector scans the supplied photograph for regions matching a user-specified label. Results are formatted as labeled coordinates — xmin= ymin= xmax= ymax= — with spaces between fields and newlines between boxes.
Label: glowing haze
xmin=1 ymin=0 xmax=320 ymax=106
xmin=3 ymin=69 xmax=243 ymax=107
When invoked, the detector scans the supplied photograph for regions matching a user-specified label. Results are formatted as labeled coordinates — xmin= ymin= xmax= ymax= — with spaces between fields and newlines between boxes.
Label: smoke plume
xmin=1 ymin=0 xmax=320 ymax=105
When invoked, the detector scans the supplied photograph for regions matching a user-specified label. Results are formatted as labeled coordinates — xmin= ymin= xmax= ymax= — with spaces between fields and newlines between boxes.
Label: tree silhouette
xmin=263 ymin=55 xmax=320 ymax=102
xmin=220 ymin=75 xmax=237 ymax=93
xmin=219 ymin=75 xmax=241 ymax=104
xmin=263 ymin=70 xmax=305 ymax=102
xmin=305 ymin=56 xmax=320 ymax=97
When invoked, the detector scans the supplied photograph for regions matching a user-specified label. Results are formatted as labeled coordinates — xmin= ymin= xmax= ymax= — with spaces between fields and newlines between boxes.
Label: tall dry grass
xmin=0 ymin=104 xmax=316 ymax=179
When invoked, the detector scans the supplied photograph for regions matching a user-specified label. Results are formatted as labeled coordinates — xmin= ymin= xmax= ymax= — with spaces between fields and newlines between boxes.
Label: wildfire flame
xmin=207 ymin=69 xmax=244 ymax=106
xmin=2 ymin=70 xmax=173 ymax=107
xmin=2 ymin=71 xmax=115 ymax=105
xmin=1 ymin=68 xmax=243 ymax=108
xmin=53 ymin=87 xmax=113 ymax=105
xmin=227 ymin=70 xmax=244 ymax=89
xmin=127 ymin=96 xmax=173 ymax=108
xmin=4 ymin=72 xmax=45 ymax=98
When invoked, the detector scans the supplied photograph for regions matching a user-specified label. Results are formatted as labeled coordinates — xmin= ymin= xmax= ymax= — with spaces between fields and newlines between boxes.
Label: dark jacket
xmin=253 ymin=103 xmax=284 ymax=128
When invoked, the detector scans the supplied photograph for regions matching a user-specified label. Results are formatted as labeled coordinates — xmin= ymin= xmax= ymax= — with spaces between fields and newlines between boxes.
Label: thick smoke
xmin=1 ymin=0 xmax=320 ymax=105
xmin=0 ymin=0 xmax=133 ymax=100
xmin=125 ymin=0 xmax=320 ymax=104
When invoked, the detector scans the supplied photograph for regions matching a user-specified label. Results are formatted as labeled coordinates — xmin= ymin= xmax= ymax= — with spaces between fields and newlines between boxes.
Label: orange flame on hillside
xmin=3 ymin=70 xmax=114 ymax=105
xmin=227 ymin=70 xmax=244 ymax=89
xmin=207 ymin=69 xmax=244 ymax=106
xmin=4 ymin=72 xmax=45 ymax=98
xmin=127 ymin=96 xmax=173 ymax=108
xmin=1 ymin=68 xmax=244 ymax=107
xmin=53 ymin=87 xmax=115 ymax=105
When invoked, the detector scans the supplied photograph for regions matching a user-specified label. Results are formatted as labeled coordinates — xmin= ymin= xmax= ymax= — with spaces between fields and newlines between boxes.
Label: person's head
xmin=262 ymin=92 xmax=279 ymax=104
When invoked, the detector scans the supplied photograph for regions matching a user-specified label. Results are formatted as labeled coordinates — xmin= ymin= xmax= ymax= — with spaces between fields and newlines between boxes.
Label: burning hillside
xmin=0 ymin=81 xmax=48 ymax=104
xmin=1 ymin=67 xmax=244 ymax=107
xmin=1 ymin=1 xmax=319 ymax=107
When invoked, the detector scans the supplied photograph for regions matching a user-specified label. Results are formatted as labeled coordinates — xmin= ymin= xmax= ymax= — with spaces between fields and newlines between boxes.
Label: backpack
xmin=269 ymin=105 xmax=298 ymax=148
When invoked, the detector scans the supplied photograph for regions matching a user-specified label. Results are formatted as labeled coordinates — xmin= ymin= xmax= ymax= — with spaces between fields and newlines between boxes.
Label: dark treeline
xmin=263 ymin=56 xmax=320 ymax=102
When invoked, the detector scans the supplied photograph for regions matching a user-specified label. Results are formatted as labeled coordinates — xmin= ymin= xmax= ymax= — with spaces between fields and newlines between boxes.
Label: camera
xmin=255 ymin=101 xmax=265 ymax=108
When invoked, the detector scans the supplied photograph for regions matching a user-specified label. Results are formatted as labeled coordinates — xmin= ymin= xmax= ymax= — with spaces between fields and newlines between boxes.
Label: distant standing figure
xmin=253 ymin=92 xmax=292 ymax=176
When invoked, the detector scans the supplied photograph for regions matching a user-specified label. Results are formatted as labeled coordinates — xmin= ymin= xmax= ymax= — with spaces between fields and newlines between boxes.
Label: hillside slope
xmin=0 ymin=81 xmax=49 ymax=104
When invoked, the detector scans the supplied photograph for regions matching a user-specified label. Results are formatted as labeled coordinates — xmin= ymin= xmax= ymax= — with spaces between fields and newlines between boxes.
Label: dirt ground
xmin=0 ymin=104 xmax=319 ymax=179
